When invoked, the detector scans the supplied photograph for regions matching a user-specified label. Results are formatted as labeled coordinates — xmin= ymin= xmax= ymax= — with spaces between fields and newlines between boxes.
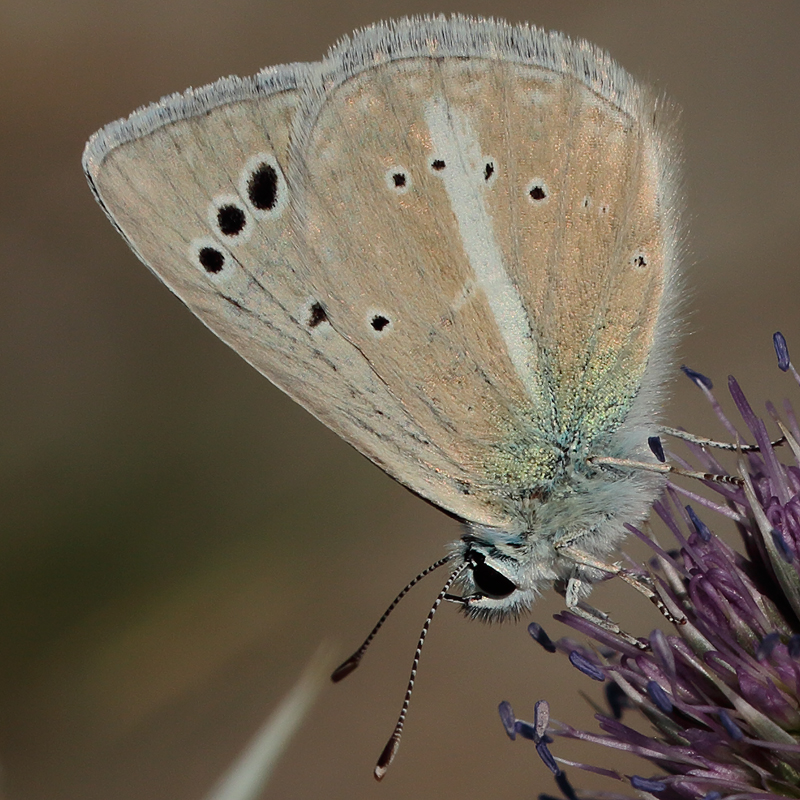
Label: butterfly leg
xmin=557 ymin=543 xmax=685 ymax=627
xmin=561 ymin=580 xmax=648 ymax=650
xmin=661 ymin=426 xmax=786 ymax=452
xmin=587 ymin=455 xmax=744 ymax=487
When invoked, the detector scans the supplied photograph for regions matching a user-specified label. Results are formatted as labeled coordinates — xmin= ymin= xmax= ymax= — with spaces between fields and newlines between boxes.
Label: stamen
xmin=685 ymin=505 xmax=711 ymax=542
xmin=774 ymin=331 xmax=791 ymax=371
xmin=772 ymin=529 xmax=795 ymax=563
xmin=568 ymin=651 xmax=605 ymax=681
xmin=756 ymin=631 xmax=781 ymax=661
xmin=536 ymin=740 xmax=560 ymax=774
xmin=717 ymin=708 xmax=744 ymax=741
xmin=534 ymin=699 xmax=550 ymax=739
xmin=631 ymin=775 xmax=668 ymax=792
xmin=514 ymin=720 xmax=537 ymax=740
xmin=680 ymin=365 xmax=713 ymax=390
xmin=498 ymin=701 xmax=516 ymax=739
xmin=528 ymin=622 xmax=557 ymax=652
xmin=646 ymin=680 xmax=673 ymax=713
xmin=555 ymin=771 xmax=579 ymax=800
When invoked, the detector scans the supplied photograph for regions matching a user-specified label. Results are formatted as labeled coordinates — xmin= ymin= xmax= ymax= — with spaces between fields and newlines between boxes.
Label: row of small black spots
xmin=430 ymin=158 xmax=499 ymax=179
xmin=582 ymin=196 xmax=610 ymax=214
xmin=307 ymin=301 xmax=391 ymax=334
xmin=390 ymin=159 xmax=495 ymax=188
xmin=197 ymin=161 xmax=281 ymax=273
xmin=390 ymin=161 xmax=550 ymax=203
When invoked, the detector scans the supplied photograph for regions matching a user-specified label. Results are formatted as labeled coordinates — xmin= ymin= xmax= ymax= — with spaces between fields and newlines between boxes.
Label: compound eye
xmin=472 ymin=561 xmax=516 ymax=599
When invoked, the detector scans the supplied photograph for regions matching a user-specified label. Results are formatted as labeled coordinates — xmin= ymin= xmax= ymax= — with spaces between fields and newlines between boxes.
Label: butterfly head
xmin=451 ymin=529 xmax=543 ymax=622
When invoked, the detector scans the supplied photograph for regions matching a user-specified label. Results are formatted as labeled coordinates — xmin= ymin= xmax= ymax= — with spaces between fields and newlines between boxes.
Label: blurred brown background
xmin=3 ymin=1 xmax=800 ymax=798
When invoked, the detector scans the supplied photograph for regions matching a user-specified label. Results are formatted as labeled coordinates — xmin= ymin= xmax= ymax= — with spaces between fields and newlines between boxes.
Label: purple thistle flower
xmin=501 ymin=334 xmax=800 ymax=799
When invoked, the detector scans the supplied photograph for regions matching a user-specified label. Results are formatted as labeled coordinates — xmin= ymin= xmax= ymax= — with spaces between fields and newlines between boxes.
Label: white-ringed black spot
xmin=527 ymin=180 xmax=548 ymax=202
xmin=631 ymin=253 xmax=648 ymax=269
xmin=582 ymin=196 xmax=591 ymax=209
xmin=371 ymin=314 xmax=391 ymax=332
xmin=217 ymin=204 xmax=247 ymax=236
xmin=385 ymin=167 xmax=410 ymax=194
xmin=308 ymin=302 xmax=328 ymax=328
xmin=248 ymin=162 xmax=279 ymax=210
xmin=484 ymin=161 xmax=495 ymax=181
xmin=190 ymin=236 xmax=233 ymax=282
xmin=431 ymin=159 xmax=446 ymax=171
xmin=199 ymin=246 xmax=225 ymax=274
xmin=239 ymin=153 xmax=287 ymax=219
xmin=301 ymin=298 xmax=333 ymax=335
xmin=208 ymin=195 xmax=252 ymax=243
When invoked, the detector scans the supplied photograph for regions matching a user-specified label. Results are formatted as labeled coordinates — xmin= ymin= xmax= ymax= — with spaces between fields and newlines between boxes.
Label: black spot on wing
xmin=528 ymin=183 xmax=547 ymax=201
xmin=247 ymin=163 xmax=279 ymax=210
xmin=371 ymin=315 xmax=390 ymax=332
xmin=199 ymin=246 xmax=225 ymax=274
xmin=308 ymin=302 xmax=328 ymax=328
xmin=217 ymin=204 xmax=247 ymax=236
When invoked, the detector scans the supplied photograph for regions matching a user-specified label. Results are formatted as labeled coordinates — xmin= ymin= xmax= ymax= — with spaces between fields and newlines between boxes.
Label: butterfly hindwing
xmin=291 ymin=18 xmax=678 ymax=502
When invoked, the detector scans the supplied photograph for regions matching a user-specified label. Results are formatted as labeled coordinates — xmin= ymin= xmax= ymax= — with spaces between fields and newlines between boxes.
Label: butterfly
xmin=83 ymin=15 xmax=682 ymax=775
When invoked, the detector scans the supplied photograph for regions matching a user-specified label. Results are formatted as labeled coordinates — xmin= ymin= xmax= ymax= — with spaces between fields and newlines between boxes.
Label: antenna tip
xmin=330 ymin=655 xmax=360 ymax=683
xmin=374 ymin=735 xmax=400 ymax=781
